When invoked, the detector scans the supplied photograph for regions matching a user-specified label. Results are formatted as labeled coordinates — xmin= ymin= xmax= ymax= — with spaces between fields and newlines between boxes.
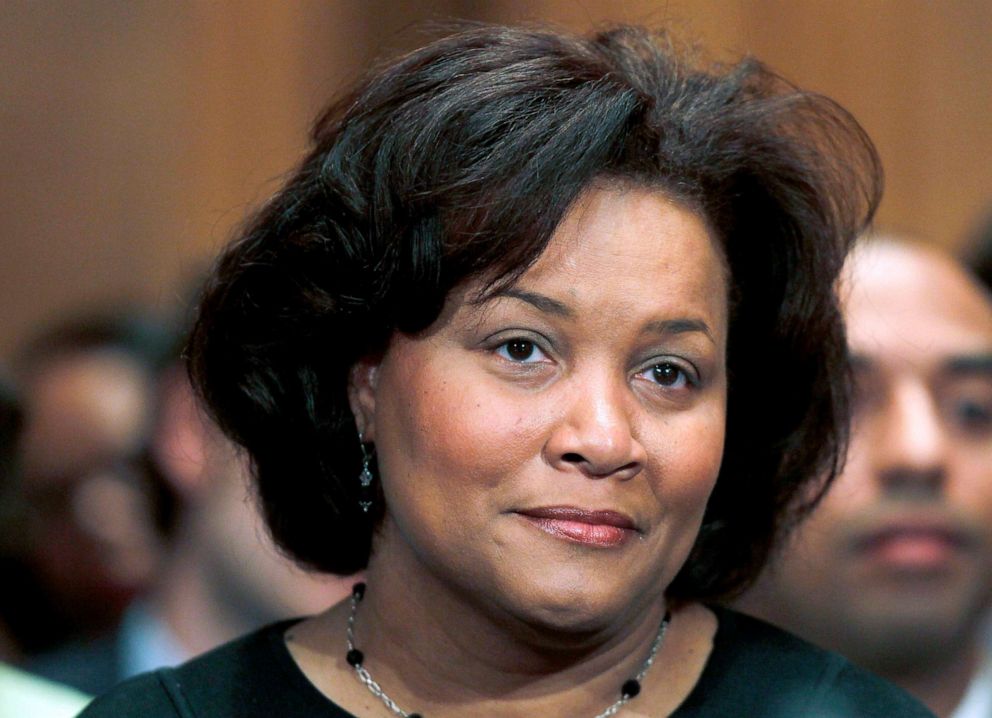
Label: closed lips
xmin=516 ymin=507 xmax=639 ymax=547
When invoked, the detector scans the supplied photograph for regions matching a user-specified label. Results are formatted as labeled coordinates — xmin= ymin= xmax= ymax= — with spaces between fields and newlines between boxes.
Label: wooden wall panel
xmin=1 ymin=1 xmax=990 ymax=357
xmin=742 ymin=1 xmax=992 ymax=249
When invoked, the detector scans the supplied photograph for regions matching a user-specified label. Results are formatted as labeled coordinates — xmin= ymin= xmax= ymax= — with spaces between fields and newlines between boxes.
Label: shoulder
xmin=76 ymin=671 xmax=179 ymax=718
xmin=25 ymin=632 xmax=121 ymax=696
xmin=79 ymin=620 xmax=335 ymax=718
xmin=673 ymin=607 xmax=935 ymax=717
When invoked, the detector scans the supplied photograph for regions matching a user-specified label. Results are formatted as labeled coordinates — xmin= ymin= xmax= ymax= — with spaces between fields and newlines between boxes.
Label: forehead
xmin=22 ymin=351 xmax=152 ymax=478
xmin=497 ymin=185 xmax=728 ymax=330
xmin=843 ymin=242 xmax=992 ymax=366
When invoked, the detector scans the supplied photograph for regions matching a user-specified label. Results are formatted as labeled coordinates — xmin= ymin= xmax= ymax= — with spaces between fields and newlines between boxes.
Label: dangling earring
xmin=357 ymin=431 xmax=374 ymax=513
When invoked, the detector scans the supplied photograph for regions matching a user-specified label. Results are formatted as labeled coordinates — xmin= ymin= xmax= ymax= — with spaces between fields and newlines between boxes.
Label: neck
xmin=353 ymin=547 xmax=672 ymax=717
xmin=150 ymin=537 xmax=248 ymax=659
xmin=882 ymin=644 xmax=980 ymax=718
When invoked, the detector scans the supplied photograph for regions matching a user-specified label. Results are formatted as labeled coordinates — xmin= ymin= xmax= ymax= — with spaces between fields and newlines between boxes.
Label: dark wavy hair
xmin=189 ymin=24 xmax=881 ymax=601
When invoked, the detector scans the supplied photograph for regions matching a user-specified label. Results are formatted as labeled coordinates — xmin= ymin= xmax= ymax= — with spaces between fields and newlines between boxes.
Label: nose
xmin=545 ymin=371 xmax=647 ymax=480
xmin=874 ymin=380 xmax=946 ymax=497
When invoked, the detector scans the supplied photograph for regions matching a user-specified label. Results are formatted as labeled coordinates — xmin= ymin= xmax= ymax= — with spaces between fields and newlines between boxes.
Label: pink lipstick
xmin=516 ymin=507 xmax=638 ymax=548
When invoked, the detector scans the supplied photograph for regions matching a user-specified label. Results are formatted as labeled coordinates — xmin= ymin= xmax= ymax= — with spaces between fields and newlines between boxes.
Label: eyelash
xmin=636 ymin=361 xmax=697 ymax=389
xmin=494 ymin=338 xmax=549 ymax=364
xmin=491 ymin=337 xmax=699 ymax=390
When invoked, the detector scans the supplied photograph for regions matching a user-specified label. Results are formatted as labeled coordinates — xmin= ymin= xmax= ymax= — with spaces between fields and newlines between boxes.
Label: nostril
xmin=562 ymin=452 xmax=584 ymax=463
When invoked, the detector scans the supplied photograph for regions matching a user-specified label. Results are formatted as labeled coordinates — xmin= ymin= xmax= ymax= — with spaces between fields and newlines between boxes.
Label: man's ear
xmin=150 ymin=365 xmax=211 ymax=500
xmin=347 ymin=357 xmax=380 ymax=442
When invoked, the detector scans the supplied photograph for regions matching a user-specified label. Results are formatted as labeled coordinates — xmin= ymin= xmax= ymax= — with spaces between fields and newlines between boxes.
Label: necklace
xmin=344 ymin=582 xmax=671 ymax=718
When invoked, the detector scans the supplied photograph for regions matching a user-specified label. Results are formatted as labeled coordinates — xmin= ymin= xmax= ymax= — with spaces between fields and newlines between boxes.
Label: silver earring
xmin=358 ymin=431 xmax=374 ymax=513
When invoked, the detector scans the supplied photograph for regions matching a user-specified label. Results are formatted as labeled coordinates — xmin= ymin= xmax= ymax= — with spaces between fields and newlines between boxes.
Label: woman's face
xmin=350 ymin=186 xmax=728 ymax=631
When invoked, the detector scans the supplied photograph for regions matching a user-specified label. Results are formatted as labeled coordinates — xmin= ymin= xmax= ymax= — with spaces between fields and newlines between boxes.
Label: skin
xmin=150 ymin=367 xmax=351 ymax=658
xmin=737 ymin=239 xmax=992 ymax=718
xmin=288 ymin=185 xmax=729 ymax=716
xmin=19 ymin=350 xmax=163 ymax=630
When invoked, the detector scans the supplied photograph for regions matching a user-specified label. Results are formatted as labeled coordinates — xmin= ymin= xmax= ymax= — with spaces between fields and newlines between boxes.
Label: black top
xmin=78 ymin=607 xmax=934 ymax=717
xmin=26 ymin=632 xmax=121 ymax=696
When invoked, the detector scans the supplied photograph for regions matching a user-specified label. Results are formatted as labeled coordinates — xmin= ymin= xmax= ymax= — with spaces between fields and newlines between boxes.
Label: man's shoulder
xmin=675 ymin=607 xmax=935 ymax=717
xmin=24 ymin=632 xmax=120 ymax=696
xmin=78 ymin=621 xmax=300 ymax=718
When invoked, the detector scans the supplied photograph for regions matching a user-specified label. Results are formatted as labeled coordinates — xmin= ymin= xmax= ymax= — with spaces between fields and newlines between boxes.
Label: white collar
xmin=117 ymin=601 xmax=188 ymax=678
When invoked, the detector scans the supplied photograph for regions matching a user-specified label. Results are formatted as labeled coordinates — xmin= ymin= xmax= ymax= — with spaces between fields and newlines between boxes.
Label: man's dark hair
xmin=189 ymin=24 xmax=882 ymax=600
xmin=0 ymin=372 xmax=21 ymax=489
xmin=964 ymin=206 xmax=992 ymax=295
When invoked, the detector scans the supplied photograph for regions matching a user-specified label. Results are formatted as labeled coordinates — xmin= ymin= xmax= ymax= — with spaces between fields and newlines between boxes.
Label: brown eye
xmin=651 ymin=362 xmax=689 ymax=387
xmin=502 ymin=339 xmax=537 ymax=362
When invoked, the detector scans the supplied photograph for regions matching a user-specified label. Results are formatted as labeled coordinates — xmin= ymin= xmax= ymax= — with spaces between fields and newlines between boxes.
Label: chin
xmin=492 ymin=573 xmax=655 ymax=641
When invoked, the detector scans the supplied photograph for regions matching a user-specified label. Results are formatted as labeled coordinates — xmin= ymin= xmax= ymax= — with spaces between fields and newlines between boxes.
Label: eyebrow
xmin=485 ymin=288 xmax=716 ymax=341
xmin=644 ymin=318 xmax=715 ymax=342
xmin=849 ymin=354 xmax=873 ymax=371
xmin=486 ymin=288 xmax=574 ymax=318
xmin=849 ymin=353 xmax=992 ymax=377
xmin=945 ymin=354 xmax=992 ymax=376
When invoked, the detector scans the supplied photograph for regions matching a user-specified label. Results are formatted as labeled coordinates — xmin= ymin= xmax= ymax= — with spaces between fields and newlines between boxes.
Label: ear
xmin=347 ymin=357 xmax=381 ymax=443
xmin=149 ymin=365 xmax=210 ymax=499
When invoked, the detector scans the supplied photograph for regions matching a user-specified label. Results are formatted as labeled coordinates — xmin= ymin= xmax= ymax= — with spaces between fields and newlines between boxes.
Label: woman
xmin=81 ymin=24 xmax=933 ymax=717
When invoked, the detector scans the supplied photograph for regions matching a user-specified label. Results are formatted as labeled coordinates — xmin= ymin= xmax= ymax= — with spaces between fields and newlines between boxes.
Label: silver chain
xmin=345 ymin=586 xmax=670 ymax=718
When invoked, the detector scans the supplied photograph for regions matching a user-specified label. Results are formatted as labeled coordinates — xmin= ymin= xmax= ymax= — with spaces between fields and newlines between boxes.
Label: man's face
xmin=20 ymin=350 xmax=162 ymax=625
xmin=744 ymin=241 xmax=992 ymax=672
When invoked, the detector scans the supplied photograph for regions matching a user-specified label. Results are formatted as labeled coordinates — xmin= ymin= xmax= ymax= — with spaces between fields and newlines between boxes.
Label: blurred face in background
xmin=741 ymin=240 xmax=992 ymax=674
xmin=20 ymin=350 xmax=163 ymax=631
xmin=153 ymin=367 xmax=349 ymax=629
xmin=192 ymin=434 xmax=349 ymax=623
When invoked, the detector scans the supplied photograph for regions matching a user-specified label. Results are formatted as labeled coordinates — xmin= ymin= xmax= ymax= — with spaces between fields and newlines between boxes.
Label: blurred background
xmin=1 ymin=1 xmax=991 ymax=706
xmin=2 ymin=0 xmax=991 ymax=358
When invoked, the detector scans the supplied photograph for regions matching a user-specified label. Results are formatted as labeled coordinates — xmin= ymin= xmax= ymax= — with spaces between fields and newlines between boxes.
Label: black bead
xmin=346 ymin=648 xmax=364 ymax=667
xmin=408 ymin=714 xmax=423 ymax=718
xmin=352 ymin=582 xmax=366 ymax=600
xmin=621 ymin=678 xmax=641 ymax=698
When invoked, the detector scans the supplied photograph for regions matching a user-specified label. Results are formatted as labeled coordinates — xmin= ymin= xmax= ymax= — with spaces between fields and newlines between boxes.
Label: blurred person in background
xmin=1 ymin=312 xmax=174 ymax=660
xmin=27 ymin=300 xmax=352 ymax=695
xmin=737 ymin=235 xmax=992 ymax=718
xmin=0 ymin=369 xmax=92 ymax=717
xmin=0 ymin=367 xmax=26 ymax=662
xmin=131 ymin=355 xmax=354 ymax=673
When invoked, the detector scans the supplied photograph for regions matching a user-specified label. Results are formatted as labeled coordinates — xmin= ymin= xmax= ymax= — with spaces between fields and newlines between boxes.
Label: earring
xmin=357 ymin=431 xmax=374 ymax=513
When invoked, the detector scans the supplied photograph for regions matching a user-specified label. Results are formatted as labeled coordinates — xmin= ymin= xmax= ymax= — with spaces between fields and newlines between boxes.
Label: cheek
xmin=824 ymin=446 xmax=877 ymax=509
xmin=948 ymin=452 xmax=992 ymax=524
xmin=656 ymin=398 xmax=726 ymax=500
xmin=788 ymin=464 xmax=873 ymax=565
xmin=373 ymin=353 xmax=544 ymax=519
xmin=639 ymin=401 xmax=726 ymax=562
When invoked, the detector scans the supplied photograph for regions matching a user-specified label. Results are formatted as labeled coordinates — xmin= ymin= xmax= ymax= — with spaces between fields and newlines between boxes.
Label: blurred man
xmin=738 ymin=236 xmax=992 ymax=718
xmin=138 ymin=364 xmax=354 ymax=666
xmin=29 ymin=344 xmax=354 ymax=694
xmin=10 ymin=314 xmax=173 ymax=652
xmin=0 ymin=370 xmax=91 ymax=716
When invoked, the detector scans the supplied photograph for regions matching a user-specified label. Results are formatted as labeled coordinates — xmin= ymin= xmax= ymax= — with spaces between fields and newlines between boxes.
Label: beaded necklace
xmin=344 ymin=582 xmax=671 ymax=718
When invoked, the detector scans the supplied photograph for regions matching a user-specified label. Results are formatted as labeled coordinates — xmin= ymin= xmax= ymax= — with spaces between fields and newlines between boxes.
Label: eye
xmin=951 ymin=397 xmax=992 ymax=435
xmin=495 ymin=338 xmax=548 ymax=363
xmin=941 ymin=380 xmax=992 ymax=438
xmin=638 ymin=360 xmax=695 ymax=389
